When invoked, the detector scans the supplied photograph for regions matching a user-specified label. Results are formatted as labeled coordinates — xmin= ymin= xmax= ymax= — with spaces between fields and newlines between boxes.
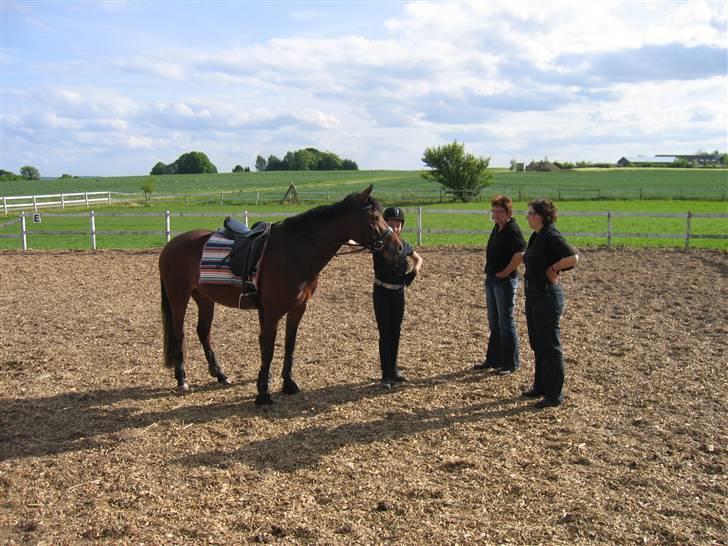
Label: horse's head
xmin=350 ymin=185 xmax=403 ymax=260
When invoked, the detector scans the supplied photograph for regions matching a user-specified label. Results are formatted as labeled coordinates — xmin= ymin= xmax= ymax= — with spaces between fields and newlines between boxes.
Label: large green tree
xmin=421 ymin=141 xmax=492 ymax=202
xmin=20 ymin=165 xmax=41 ymax=180
xmin=150 ymin=152 xmax=217 ymax=175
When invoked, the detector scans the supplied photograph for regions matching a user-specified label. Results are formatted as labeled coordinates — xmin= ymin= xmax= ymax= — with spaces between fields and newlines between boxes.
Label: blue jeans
xmin=484 ymin=276 xmax=520 ymax=371
xmin=525 ymin=284 xmax=565 ymax=402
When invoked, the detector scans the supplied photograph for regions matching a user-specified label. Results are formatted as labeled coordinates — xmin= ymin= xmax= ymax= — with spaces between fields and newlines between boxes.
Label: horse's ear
xmin=357 ymin=184 xmax=373 ymax=204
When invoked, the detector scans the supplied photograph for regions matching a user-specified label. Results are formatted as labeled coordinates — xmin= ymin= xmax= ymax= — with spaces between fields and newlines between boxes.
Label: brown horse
xmin=158 ymin=185 xmax=402 ymax=405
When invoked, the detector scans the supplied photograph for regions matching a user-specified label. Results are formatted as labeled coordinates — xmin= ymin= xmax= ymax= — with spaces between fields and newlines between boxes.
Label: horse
xmin=158 ymin=185 xmax=402 ymax=405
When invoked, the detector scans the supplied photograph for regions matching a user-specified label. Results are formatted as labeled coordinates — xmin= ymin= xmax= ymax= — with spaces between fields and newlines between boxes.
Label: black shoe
xmin=534 ymin=397 xmax=562 ymax=408
xmin=496 ymin=367 xmax=516 ymax=375
xmin=521 ymin=387 xmax=543 ymax=398
xmin=392 ymin=372 xmax=407 ymax=382
xmin=380 ymin=378 xmax=393 ymax=389
xmin=472 ymin=361 xmax=496 ymax=371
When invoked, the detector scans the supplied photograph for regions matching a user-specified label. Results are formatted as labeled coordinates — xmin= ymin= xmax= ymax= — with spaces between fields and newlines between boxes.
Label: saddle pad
xmin=199 ymin=233 xmax=243 ymax=287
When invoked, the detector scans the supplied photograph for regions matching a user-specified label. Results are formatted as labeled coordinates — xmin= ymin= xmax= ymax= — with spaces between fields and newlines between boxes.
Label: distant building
xmin=617 ymin=155 xmax=676 ymax=167
xmin=618 ymin=153 xmax=724 ymax=167
xmin=656 ymin=153 xmax=723 ymax=166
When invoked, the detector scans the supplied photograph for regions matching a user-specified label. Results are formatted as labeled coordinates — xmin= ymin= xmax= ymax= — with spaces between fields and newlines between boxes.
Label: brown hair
xmin=528 ymin=198 xmax=558 ymax=224
xmin=490 ymin=195 xmax=513 ymax=216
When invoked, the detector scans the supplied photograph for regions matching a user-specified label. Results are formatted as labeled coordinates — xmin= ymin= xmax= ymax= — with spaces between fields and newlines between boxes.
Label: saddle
xmin=221 ymin=217 xmax=271 ymax=294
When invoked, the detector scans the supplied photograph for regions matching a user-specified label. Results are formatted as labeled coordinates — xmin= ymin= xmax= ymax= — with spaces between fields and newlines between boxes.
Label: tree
xmin=176 ymin=151 xmax=217 ymax=174
xmin=233 ymin=165 xmax=244 ymax=173
xmin=20 ymin=166 xmax=40 ymax=180
xmin=149 ymin=152 xmax=217 ymax=175
xmin=340 ymin=159 xmax=358 ymax=170
xmin=255 ymin=155 xmax=267 ymax=171
xmin=266 ymin=154 xmax=284 ymax=171
xmin=0 ymin=169 xmax=20 ymax=181
xmin=421 ymin=141 xmax=491 ymax=201
xmin=140 ymin=177 xmax=155 ymax=205
xmin=151 ymin=161 xmax=166 ymax=175
xmin=317 ymin=151 xmax=342 ymax=170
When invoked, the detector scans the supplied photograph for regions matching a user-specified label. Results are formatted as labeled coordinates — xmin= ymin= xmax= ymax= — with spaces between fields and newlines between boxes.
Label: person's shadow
xmin=0 ymin=367 xmax=529 ymax=463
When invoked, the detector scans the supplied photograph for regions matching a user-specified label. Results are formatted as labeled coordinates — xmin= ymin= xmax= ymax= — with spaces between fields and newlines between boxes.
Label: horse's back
xmin=159 ymin=230 xmax=214 ymax=289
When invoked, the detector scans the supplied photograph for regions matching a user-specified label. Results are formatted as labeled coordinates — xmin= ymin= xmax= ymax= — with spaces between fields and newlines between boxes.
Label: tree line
xmin=255 ymin=148 xmax=358 ymax=171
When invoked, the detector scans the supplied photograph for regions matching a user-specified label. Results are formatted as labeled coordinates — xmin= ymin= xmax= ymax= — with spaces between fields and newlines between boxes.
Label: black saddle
xmin=221 ymin=216 xmax=271 ymax=294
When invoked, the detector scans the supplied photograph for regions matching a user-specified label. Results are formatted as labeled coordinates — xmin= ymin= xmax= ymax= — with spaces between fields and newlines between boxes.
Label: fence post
xmin=85 ymin=192 xmax=90 ymax=208
xmin=244 ymin=210 xmax=249 ymax=228
xmin=33 ymin=195 xmax=38 ymax=212
xmin=607 ymin=211 xmax=612 ymax=249
xmin=685 ymin=211 xmax=691 ymax=250
xmin=639 ymin=188 xmax=643 ymax=200
xmin=20 ymin=212 xmax=27 ymax=251
xmin=417 ymin=206 xmax=423 ymax=246
xmin=2 ymin=196 xmax=7 ymax=215
xmin=90 ymin=210 xmax=97 ymax=250
xmin=107 ymin=191 xmax=111 ymax=206
xmin=220 ymin=192 xmax=224 ymax=206
xmin=165 ymin=210 xmax=171 ymax=243
xmin=61 ymin=193 xmax=65 ymax=210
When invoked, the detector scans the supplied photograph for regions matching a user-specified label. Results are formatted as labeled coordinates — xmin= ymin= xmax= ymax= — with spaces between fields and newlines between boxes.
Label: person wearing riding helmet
xmin=373 ymin=206 xmax=423 ymax=388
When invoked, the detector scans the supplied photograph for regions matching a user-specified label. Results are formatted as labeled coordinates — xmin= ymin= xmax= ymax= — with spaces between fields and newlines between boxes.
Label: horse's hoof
xmin=255 ymin=393 xmax=273 ymax=405
xmin=176 ymin=383 xmax=190 ymax=395
xmin=282 ymin=380 xmax=300 ymax=395
xmin=217 ymin=374 xmax=231 ymax=386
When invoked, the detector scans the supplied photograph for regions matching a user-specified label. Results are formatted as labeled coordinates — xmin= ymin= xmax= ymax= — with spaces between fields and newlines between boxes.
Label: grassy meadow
xmin=2 ymin=167 xmax=727 ymax=201
xmin=1 ymin=169 xmax=726 ymax=250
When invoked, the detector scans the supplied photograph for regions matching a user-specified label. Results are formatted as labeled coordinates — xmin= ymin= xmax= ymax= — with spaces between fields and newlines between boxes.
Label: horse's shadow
xmin=177 ymin=395 xmax=534 ymax=473
xmin=0 ymin=368 xmax=520 ymax=463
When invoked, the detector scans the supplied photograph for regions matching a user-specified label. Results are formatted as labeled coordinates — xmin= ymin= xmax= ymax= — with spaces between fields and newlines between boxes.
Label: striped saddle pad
xmin=199 ymin=233 xmax=244 ymax=287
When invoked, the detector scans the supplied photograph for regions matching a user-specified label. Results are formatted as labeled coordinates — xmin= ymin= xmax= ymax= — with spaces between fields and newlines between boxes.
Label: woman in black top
xmin=372 ymin=207 xmax=423 ymax=388
xmin=473 ymin=195 xmax=526 ymax=375
xmin=522 ymin=198 xmax=579 ymax=408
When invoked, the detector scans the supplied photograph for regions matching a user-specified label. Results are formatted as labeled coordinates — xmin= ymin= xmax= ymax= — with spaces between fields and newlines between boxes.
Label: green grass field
xmin=2 ymin=169 xmax=726 ymax=250
xmin=1 ymin=199 xmax=725 ymax=251
xmin=2 ymin=167 xmax=727 ymax=202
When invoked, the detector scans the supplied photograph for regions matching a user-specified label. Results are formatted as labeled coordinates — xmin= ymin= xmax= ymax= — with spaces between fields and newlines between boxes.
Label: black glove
xmin=403 ymin=271 xmax=417 ymax=287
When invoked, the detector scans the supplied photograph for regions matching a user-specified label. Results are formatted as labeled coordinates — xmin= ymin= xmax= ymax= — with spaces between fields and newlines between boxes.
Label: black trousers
xmin=525 ymin=285 xmax=565 ymax=402
xmin=373 ymin=285 xmax=405 ymax=378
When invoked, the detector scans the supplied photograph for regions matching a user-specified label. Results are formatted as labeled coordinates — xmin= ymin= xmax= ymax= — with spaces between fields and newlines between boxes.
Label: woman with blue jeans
xmin=522 ymin=198 xmax=579 ymax=408
xmin=473 ymin=195 xmax=526 ymax=375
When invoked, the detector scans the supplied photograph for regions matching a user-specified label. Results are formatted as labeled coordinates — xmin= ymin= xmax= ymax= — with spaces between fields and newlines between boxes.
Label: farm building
xmin=618 ymin=153 xmax=725 ymax=167
xmin=617 ymin=155 xmax=676 ymax=167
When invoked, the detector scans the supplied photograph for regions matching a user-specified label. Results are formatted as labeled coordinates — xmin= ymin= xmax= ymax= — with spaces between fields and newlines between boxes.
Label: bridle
xmin=336 ymin=204 xmax=395 ymax=256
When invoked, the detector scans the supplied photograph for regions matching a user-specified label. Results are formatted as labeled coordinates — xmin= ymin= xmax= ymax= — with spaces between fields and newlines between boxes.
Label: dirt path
xmin=1 ymin=247 xmax=726 ymax=544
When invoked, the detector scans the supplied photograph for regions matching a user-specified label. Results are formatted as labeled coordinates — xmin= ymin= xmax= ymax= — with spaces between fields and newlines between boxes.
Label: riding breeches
xmin=373 ymin=285 xmax=405 ymax=378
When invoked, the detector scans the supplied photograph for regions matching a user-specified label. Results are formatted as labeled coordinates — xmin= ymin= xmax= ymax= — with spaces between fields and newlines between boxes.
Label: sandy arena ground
xmin=0 ymin=247 xmax=726 ymax=545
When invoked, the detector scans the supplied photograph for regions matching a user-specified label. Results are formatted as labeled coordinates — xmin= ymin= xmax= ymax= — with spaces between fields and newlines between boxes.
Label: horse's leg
xmin=281 ymin=302 xmax=307 ymax=395
xmin=192 ymin=292 xmax=231 ymax=386
xmin=161 ymin=280 xmax=191 ymax=394
xmin=255 ymin=306 xmax=280 ymax=405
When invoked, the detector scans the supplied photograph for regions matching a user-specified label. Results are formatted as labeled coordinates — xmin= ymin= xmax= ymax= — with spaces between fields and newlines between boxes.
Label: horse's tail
xmin=160 ymin=277 xmax=177 ymax=368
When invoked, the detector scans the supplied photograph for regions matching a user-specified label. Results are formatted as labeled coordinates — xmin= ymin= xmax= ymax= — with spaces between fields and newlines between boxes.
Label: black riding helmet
xmin=383 ymin=207 xmax=405 ymax=225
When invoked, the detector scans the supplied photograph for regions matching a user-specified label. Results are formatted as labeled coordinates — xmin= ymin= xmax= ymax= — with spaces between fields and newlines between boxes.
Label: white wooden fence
xmin=2 ymin=208 xmax=726 ymax=251
xmin=2 ymin=192 xmax=112 ymax=213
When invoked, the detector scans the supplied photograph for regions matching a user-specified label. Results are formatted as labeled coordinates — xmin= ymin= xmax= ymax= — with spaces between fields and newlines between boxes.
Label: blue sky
xmin=2 ymin=0 xmax=726 ymax=177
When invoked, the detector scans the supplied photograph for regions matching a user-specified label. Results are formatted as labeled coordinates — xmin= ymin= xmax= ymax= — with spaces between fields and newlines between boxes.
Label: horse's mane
xmin=281 ymin=192 xmax=383 ymax=229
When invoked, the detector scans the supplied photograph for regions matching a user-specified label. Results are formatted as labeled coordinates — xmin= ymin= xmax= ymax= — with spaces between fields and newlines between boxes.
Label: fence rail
xmin=3 ymin=208 xmax=726 ymax=251
xmin=2 ymin=192 xmax=112 ymax=213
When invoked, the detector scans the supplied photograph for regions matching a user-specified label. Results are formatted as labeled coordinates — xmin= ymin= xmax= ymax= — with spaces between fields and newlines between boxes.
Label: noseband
xmin=370 ymin=225 xmax=393 ymax=252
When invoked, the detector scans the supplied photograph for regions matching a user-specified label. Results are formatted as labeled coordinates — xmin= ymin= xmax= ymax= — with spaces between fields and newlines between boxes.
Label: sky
xmin=1 ymin=0 xmax=726 ymax=177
